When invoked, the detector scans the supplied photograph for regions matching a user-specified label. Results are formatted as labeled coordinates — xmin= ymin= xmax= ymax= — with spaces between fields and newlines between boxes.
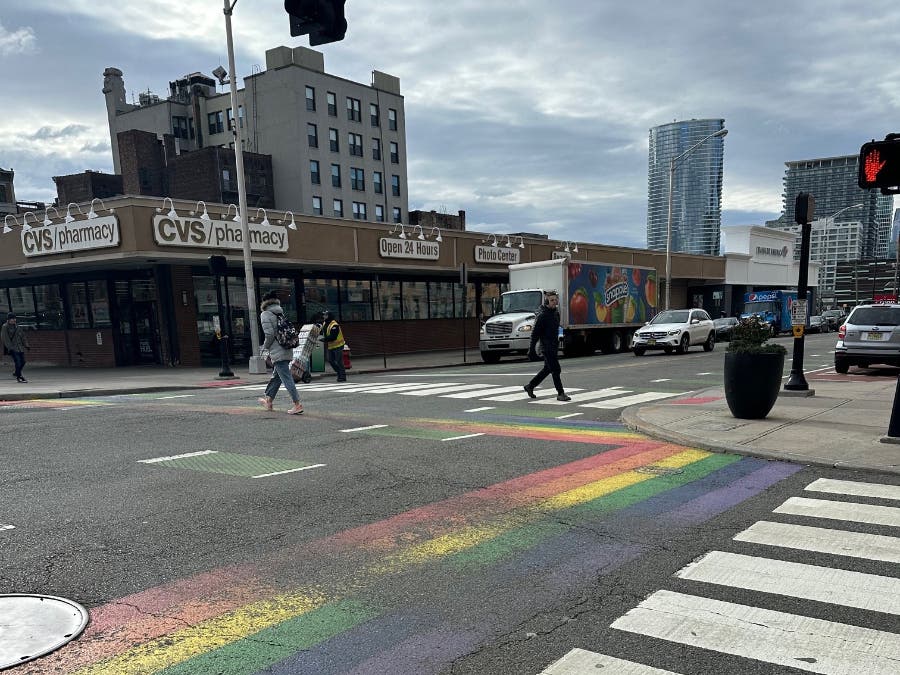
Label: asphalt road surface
xmin=2 ymin=332 xmax=898 ymax=674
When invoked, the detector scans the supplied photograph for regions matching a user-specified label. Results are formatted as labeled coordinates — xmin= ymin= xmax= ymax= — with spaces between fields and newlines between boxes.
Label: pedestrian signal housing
xmin=858 ymin=136 xmax=900 ymax=193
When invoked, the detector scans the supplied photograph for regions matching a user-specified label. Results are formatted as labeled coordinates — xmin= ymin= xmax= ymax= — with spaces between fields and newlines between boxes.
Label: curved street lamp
xmin=665 ymin=127 xmax=728 ymax=310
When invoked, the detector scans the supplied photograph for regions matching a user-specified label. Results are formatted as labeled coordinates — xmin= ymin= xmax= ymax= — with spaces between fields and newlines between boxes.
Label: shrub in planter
xmin=724 ymin=316 xmax=788 ymax=419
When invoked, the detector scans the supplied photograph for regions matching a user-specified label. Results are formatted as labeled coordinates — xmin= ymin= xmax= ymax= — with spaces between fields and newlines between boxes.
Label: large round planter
xmin=723 ymin=351 xmax=784 ymax=419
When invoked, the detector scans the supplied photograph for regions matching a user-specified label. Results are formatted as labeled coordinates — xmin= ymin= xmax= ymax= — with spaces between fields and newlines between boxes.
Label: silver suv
xmin=834 ymin=303 xmax=900 ymax=373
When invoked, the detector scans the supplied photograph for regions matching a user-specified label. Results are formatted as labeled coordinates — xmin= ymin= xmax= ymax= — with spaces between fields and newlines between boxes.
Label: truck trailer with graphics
xmin=479 ymin=258 xmax=658 ymax=362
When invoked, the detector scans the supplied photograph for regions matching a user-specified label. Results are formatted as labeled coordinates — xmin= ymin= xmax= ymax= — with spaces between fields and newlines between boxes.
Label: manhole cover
xmin=635 ymin=465 xmax=684 ymax=476
xmin=0 ymin=594 xmax=88 ymax=670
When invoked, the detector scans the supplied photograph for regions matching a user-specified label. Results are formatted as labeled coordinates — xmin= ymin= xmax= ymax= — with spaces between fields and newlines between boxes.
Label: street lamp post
xmin=223 ymin=0 xmax=264 ymax=373
xmin=664 ymin=128 xmax=728 ymax=310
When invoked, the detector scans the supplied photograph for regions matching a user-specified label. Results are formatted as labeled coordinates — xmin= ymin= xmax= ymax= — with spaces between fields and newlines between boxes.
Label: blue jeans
xmin=265 ymin=359 xmax=300 ymax=404
xmin=11 ymin=351 xmax=25 ymax=379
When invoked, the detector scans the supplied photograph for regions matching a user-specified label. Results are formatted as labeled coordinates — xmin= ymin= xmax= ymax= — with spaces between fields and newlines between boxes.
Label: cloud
xmin=0 ymin=21 xmax=36 ymax=56
xmin=27 ymin=124 xmax=90 ymax=141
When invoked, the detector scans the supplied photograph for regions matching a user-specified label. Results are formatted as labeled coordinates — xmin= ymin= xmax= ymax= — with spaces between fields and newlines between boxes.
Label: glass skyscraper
xmin=767 ymin=155 xmax=893 ymax=260
xmin=647 ymin=118 xmax=726 ymax=256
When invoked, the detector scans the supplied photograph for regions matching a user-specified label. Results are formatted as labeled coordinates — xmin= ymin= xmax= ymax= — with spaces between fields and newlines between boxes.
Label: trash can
xmin=342 ymin=344 xmax=352 ymax=370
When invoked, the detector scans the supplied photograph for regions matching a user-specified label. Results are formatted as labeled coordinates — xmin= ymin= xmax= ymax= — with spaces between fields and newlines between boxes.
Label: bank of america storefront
xmin=0 ymin=196 xmax=724 ymax=368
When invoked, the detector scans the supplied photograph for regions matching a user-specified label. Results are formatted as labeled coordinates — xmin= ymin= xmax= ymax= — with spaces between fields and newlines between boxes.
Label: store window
xmin=259 ymin=277 xmax=297 ymax=321
xmin=374 ymin=280 xmax=401 ymax=320
xmin=68 ymin=283 xmax=91 ymax=328
xmin=89 ymin=280 xmax=112 ymax=327
xmin=429 ymin=282 xmax=455 ymax=318
xmin=304 ymin=278 xmax=339 ymax=322
xmin=340 ymin=280 xmax=373 ymax=321
xmin=8 ymin=286 xmax=36 ymax=328
xmin=402 ymin=281 xmax=428 ymax=319
xmin=34 ymin=284 xmax=64 ymax=329
xmin=480 ymin=282 xmax=505 ymax=318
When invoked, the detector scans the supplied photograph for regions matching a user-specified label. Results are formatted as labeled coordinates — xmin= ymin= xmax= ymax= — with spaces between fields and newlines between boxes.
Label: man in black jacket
xmin=523 ymin=291 xmax=571 ymax=401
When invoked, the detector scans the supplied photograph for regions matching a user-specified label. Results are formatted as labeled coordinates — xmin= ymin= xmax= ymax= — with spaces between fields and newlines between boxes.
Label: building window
xmin=349 ymin=132 xmax=363 ymax=157
xmin=370 ymin=103 xmax=379 ymax=127
xmin=226 ymin=107 xmax=244 ymax=130
xmin=375 ymin=280 xmax=401 ymax=320
xmin=388 ymin=108 xmax=397 ymax=130
xmin=346 ymin=97 xmax=361 ymax=122
xmin=390 ymin=141 xmax=399 ymax=164
xmin=172 ymin=116 xmax=189 ymax=139
xmin=375 ymin=204 xmax=385 ymax=222
xmin=331 ymin=163 xmax=341 ymax=188
xmin=312 ymin=196 xmax=322 ymax=215
xmin=329 ymin=128 xmax=339 ymax=152
xmin=304 ymin=278 xmax=339 ymax=322
xmin=326 ymin=91 xmax=337 ymax=116
xmin=207 ymin=110 xmax=224 ymax=134
xmin=333 ymin=199 xmax=343 ymax=217
xmin=307 ymin=123 xmax=318 ymax=147
xmin=372 ymin=138 xmax=381 ymax=161
xmin=305 ymin=85 xmax=316 ymax=111
xmin=8 ymin=286 xmax=35 ymax=328
xmin=392 ymin=207 xmax=401 ymax=223
xmin=352 ymin=201 xmax=367 ymax=220
xmin=350 ymin=167 xmax=365 ymax=191
xmin=33 ymin=284 xmax=65 ymax=330
xmin=429 ymin=281 xmax=456 ymax=318
xmin=188 ymin=117 xmax=195 ymax=139
xmin=238 ymin=105 xmax=244 ymax=128
xmin=391 ymin=174 xmax=400 ymax=197
xmin=373 ymin=171 xmax=383 ymax=194
xmin=340 ymin=279 xmax=373 ymax=321
xmin=310 ymin=160 xmax=320 ymax=184
xmin=402 ymin=281 xmax=428 ymax=319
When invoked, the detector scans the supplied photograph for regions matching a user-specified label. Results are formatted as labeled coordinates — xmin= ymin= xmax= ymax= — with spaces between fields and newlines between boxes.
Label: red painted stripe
xmin=669 ymin=396 xmax=722 ymax=404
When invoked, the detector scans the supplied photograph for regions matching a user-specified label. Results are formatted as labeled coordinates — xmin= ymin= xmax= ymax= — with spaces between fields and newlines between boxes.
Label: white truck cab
xmin=479 ymin=288 xmax=550 ymax=363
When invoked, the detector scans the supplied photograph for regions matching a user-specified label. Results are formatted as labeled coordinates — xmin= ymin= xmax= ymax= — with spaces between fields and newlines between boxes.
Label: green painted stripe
xmin=156 ymin=599 xmax=378 ymax=675
xmin=447 ymin=453 xmax=740 ymax=568
xmin=364 ymin=427 xmax=460 ymax=441
xmin=151 ymin=451 xmax=317 ymax=477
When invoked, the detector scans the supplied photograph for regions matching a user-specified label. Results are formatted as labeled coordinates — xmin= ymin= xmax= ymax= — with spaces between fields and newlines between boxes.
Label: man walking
xmin=1 ymin=313 xmax=30 ymax=383
xmin=319 ymin=309 xmax=347 ymax=382
xmin=258 ymin=291 xmax=304 ymax=415
xmin=523 ymin=291 xmax=570 ymax=402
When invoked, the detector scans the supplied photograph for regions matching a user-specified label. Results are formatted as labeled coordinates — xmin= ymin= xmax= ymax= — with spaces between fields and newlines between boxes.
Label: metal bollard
xmin=885 ymin=375 xmax=900 ymax=441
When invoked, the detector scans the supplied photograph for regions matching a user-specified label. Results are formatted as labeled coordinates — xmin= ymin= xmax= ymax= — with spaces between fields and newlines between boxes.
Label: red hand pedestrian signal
xmin=864 ymin=148 xmax=887 ymax=183
xmin=858 ymin=139 xmax=900 ymax=190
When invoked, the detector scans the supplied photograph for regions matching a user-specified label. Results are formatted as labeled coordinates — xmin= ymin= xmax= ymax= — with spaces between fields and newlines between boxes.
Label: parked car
xmin=808 ymin=315 xmax=827 ymax=333
xmin=713 ymin=317 xmax=739 ymax=341
xmin=632 ymin=308 xmax=715 ymax=355
xmin=834 ymin=303 xmax=900 ymax=373
xmin=821 ymin=309 xmax=846 ymax=331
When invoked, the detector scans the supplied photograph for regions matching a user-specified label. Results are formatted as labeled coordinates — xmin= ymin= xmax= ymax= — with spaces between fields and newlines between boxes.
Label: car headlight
xmin=667 ymin=329 xmax=681 ymax=336
xmin=518 ymin=324 xmax=533 ymax=333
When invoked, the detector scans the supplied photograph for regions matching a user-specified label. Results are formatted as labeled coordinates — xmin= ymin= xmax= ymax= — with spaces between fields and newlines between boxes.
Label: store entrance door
xmin=116 ymin=301 xmax=161 ymax=365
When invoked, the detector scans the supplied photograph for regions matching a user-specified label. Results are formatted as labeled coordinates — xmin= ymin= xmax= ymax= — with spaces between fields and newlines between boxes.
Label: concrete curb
xmin=620 ymin=405 xmax=900 ymax=475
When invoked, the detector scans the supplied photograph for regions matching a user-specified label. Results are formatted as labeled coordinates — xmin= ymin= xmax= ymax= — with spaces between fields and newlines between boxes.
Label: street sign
xmin=790 ymin=299 xmax=808 ymax=326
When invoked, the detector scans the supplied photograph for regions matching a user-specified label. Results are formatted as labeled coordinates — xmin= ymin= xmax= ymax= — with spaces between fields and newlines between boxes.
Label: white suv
xmin=632 ymin=308 xmax=715 ymax=356
xmin=834 ymin=303 xmax=900 ymax=373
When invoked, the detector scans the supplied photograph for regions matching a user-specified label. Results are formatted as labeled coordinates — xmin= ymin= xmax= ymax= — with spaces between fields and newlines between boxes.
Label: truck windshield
xmin=744 ymin=302 xmax=776 ymax=314
xmin=501 ymin=291 xmax=544 ymax=314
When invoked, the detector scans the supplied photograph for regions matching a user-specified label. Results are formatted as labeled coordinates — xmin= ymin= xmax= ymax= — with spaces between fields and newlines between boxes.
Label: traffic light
xmin=285 ymin=0 xmax=347 ymax=46
xmin=858 ymin=136 xmax=900 ymax=193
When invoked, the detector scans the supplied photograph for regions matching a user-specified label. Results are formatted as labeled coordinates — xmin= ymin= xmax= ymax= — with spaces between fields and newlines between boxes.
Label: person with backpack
xmin=258 ymin=291 xmax=303 ymax=415
xmin=319 ymin=309 xmax=347 ymax=382
xmin=1 ymin=313 xmax=30 ymax=383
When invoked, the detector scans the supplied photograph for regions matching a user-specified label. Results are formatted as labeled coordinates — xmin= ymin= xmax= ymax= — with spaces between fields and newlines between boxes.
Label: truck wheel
xmin=633 ymin=347 xmax=646 ymax=357
xmin=678 ymin=334 xmax=690 ymax=354
xmin=610 ymin=331 xmax=624 ymax=353
xmin=703 ymin=332 xmax=715 ymax=352
xmin=481 ymin=352 xmax=501 ymax=364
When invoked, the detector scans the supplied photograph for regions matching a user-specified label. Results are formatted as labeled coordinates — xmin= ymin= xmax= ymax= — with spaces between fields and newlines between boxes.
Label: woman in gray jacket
xmin=258 ymin=291 xmax=304 ymax=415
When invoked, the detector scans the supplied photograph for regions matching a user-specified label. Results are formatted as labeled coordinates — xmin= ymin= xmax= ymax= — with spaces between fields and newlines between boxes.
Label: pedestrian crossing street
xmin=228 ymin=381 xmax=687 ymax=409
xmin=541 ymin=477 xmax=900 ymax=674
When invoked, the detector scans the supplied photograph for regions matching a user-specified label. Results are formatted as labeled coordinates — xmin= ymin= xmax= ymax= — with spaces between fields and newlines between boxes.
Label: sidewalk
xmin=2 ymin=353 xmax=898 ymax=475
xmin=622 ymin=377 xmax=900 ymax=475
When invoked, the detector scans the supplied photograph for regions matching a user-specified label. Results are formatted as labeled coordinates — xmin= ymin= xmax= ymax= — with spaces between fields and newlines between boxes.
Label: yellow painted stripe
xmin=74 ymin=590 xmax=327 ymax=675
xmin=371 ymin=449 xmax=709 ymax=571
xmin=542 ymin=449 xmax=709 ymax=510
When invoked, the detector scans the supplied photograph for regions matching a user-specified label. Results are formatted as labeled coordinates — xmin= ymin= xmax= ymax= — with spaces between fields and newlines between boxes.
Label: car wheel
xmin=664 ymin=346 xmax=674 ymax=355
xmin=678 ymin=334 xmax=690 ymax=354
xmin=703 ymin=332 xmax=715 ymax=352
xmin=633 ymin=347 xmax=646 ymax=357
xmin=834 ymin=358 xmax=849 ymax=374
xmin=481 ymin=352 xmax=501 ymax=364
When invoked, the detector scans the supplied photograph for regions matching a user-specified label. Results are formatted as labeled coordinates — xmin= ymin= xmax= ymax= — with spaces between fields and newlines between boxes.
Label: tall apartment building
xmin=767 ymin=155 xmax=893 ymax=259
xmin=767 ymin=219 xmax=866 ymax=307
xmin=647 ymin=118 xmax=726 ymax=256
xmin=103 ymin=46 xmax=408 ymax=223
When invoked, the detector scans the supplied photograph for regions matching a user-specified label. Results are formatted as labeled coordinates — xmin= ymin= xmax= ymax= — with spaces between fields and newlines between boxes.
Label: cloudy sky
xmin=3 ymin=1 xmax=900 ymax=248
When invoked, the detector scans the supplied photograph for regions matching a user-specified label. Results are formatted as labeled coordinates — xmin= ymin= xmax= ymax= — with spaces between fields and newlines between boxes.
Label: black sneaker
xmin=556 ymin=393 xmax=571 ymax=402
xmin=523 ymin=384 xmax=536 ymax=399
xmin=17 ymin=376 xmax=27 ymax=383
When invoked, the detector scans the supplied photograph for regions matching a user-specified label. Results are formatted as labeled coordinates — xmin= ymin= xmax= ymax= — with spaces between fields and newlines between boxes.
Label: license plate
xmin=867 ymin=332 xmax=884 ymax=341
xmin=647 ymin=339 xmax=656 ymax=345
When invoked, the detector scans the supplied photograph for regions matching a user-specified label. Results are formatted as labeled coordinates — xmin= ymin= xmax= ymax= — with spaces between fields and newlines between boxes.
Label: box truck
xmin=479 ymin=258 xmax=658 ymax=362
xmin=740 ymin=289 xmax=813 ymax=335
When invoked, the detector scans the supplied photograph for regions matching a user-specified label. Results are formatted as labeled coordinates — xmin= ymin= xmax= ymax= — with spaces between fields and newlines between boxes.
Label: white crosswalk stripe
xmin=533 ymin=387 xmax=628 ymax=405
xmin=544 ymin=476 xmax=900 ymax=675
xmin=480 ymin=387 xmax=584 ymax=402
xmin=580 ymin=391 xmax=685 ymax=409
xmin=441 ymin=385 xmax=539 ymax=399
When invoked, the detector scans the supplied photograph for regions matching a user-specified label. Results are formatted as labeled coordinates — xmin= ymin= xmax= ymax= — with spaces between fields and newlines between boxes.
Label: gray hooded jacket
xmin=260 ymin=298 xmax=294 ymax=362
